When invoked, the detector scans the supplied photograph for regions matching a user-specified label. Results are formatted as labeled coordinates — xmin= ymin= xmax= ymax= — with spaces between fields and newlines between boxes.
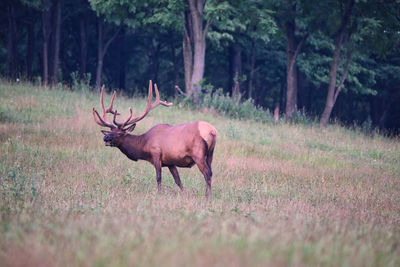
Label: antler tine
xmin=92 ymin=85 xmax=120 ymax=129
xmin=113 ymin=108 xmax=133 ymax=129
xmin=101 ymin=85 xmax=120 ymax=117
xmin=124 ymin=80 xmax=173 ymax=126
xmin=152 ymin=83 xmax=173 ymax=109
xmin=124 ymin=80 xmax=154 ymax=125
xmin=92 ymin=108 xmax=115 ymax=129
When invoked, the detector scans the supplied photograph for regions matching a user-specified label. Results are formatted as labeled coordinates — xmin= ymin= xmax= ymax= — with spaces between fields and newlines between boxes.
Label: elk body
xmin=93 ymin=81 xmax=217 ymax=198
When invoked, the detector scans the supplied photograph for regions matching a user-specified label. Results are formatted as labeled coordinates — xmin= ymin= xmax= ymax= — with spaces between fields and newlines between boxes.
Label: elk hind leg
xmin=193 ymin=156 xmax=212 ymax=199
xmin=168 ymin=165 xmax=183 ymax=191
xmin=206 ymin=147 xmax=214 ymax=175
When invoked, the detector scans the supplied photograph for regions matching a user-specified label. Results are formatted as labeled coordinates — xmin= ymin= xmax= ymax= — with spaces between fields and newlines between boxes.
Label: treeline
xmin=1 ymin=0 xmax=399 ymax=132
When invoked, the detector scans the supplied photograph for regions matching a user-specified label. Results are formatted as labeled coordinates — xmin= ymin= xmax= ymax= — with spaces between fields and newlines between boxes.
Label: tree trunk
xmin=183 ymin=0 xmax=211 ymax=102
xmin=298 ymin=70 xmax=308 ymax=111
xmin=26 ymin=17 xmax=35 ymax=80
xmin=149 ymin=40 xmax=161 ymax=83
xmin=96 ymin=20 xmax=104 ymax=91
xmin=231 ymin=43 xmax=242 ymax=97
xmin=274 ymin=103 xmax=280 ymax=124
xmin=6 ymin=4 xmax=17 ymax=79
xmin=170 ymin=43 xmax=180 ymax=90
xmin=96 ymin=19 xmax=120 ymax=91
xmin=190 ymin=30 xmax=206 ymax=101
xmin=378 ymin=98 xmax=393 ymax=130
xmin=284 ymin=0 xmax=309 ymax=121
xmin=116 ymin=28 xmax=126 ymax=89
xmin=51 ymin=0 xmax=61 ymax=86
xmin=285 ymin=7 xmax=297 ymax=120
xmin=79 ymin=17 xmax=88 ymax=77
xmin=320 ymin=0 xmax=355 ymax=128
xmin=183 ymin=10 xmax=193 ymax=96
xmin=42 ymin=1 xmax=52 ymax=87
xmin=248 ymin=41 xmax=256 ymax=100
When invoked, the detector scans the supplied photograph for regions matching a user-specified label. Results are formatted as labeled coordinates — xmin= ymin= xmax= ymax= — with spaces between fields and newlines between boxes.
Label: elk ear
xmin=125 ymin=123 xmax=136 ymax=133
xmin=101 ymin=130 xmax=112 ymax=135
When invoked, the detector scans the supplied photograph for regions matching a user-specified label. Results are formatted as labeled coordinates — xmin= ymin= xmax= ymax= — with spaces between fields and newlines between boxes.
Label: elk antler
xmin=123 ymin=80 xmax=173 ymax=126
xmin=92 ymin=85 xmax=120 ymax=129
xmin=93 ymin=81 xmax=172 ymax=131
xmin=113 ymin=108 xmax=133 ymax=130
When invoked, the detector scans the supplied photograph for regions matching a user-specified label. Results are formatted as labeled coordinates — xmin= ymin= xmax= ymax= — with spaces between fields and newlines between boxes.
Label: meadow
xmin=0 ymin=82 xmax=399 ymax=266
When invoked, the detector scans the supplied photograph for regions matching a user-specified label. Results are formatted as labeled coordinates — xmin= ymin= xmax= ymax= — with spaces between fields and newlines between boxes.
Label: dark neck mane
xmin=117 ymin=134 xmax=149 ymax=161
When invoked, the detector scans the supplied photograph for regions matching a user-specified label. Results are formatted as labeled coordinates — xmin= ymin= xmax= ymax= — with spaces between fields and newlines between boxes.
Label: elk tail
xmin=198 ymin=121 xmax=217 ymax=169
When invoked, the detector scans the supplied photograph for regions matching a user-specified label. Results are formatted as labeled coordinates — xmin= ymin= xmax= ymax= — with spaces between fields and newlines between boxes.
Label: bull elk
xmin=92 ymin=81 xmax=217 ymax=198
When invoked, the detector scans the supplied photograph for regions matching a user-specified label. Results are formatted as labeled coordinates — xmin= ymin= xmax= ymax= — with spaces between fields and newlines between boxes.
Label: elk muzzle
xmin=103 ymin=134 xmax=114 ymax=147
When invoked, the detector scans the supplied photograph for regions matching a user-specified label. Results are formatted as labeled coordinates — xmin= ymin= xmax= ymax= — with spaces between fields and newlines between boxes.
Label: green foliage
xmin=179 ymin=87 xmax=274 ymax=124
xmin=298 ymin=31 xmax=377 ymax=95
xmin=70 ymin=71 xmax=92 ymax=95
xmin=90 ymin=0 xmax=143 ymax=26
xmin=143 ymin=0 xmax=184 ymax=30
xmin=290 ymin=107 xmax=317 ymax=125
xmin=1 ymin=0 xmax=400 ymax=133
xmin=20 ymin=0 xmax=46 ymax=10
xmin=207 ymin=0 xmax=277 ymax=47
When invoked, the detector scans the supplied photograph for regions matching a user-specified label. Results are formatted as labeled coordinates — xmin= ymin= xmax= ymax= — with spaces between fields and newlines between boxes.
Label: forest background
xmin=1 ymin=0 xmax=400 ymax=132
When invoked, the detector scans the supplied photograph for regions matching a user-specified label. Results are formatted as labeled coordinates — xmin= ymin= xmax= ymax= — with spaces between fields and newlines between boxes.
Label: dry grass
xmin=0 ymin=82 xmax=399 ymax=266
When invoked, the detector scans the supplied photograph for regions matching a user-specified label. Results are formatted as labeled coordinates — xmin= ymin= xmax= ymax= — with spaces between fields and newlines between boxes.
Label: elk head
xmin=92 ymin=81 xmax=172 ymax=147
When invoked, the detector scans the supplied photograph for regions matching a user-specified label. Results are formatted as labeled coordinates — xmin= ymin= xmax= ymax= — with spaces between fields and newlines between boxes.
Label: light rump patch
xmin=198 ymin=121 xmax=218 ymax=149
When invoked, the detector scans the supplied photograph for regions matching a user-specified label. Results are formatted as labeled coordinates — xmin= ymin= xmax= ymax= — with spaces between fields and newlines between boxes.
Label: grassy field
xmin=0 ymin=82 xmax=399 ymax=266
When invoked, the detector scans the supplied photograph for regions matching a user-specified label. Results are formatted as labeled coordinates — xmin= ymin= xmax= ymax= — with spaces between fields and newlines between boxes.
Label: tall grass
xmin=0 ymin=81 xmax=399 ymax=266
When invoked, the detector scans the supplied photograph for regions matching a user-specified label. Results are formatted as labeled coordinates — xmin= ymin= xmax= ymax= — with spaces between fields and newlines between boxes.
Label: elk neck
xmin=116 ymin=133 xmax=150 ymax=162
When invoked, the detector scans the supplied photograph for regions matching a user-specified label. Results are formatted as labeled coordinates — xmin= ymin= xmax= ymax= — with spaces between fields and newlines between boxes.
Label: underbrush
xmin=178 ymin=88 xmax=275 ymax=124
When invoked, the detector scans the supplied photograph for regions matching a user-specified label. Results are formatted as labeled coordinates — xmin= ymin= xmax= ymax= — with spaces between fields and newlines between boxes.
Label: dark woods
xmin=1 ymin=0 xmax=399 ymax=133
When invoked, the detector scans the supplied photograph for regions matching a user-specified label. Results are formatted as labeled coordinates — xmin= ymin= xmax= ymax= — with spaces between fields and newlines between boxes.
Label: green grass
xmin=1 ymin=81 xmax=399 ymax=266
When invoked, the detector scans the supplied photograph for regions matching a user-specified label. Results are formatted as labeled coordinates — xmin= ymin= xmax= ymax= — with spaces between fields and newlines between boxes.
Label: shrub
xmin=71 ymin=71 xmax=91 ymax=94
xmin=289 ymin=107 xmax=318 ymax=126
xmin=178 ymin=87 xmax=274 ymax=124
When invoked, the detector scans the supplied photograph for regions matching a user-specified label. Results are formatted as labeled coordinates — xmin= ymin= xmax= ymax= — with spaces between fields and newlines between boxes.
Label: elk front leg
xmin=154 ymin=159 xmax=162 ymax=193
xmin=168 ymin=166 xmax=183 ymax=191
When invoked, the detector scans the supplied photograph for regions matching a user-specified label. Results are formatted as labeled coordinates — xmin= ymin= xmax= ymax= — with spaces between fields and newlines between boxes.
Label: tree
xmin=271 ymin=0 xmax=324 ymax=120
xmin=319 ymin=0 xmax=398 ymax=127
xmin=319 ymin=0 xmax=355 ymax=127
xmin=6 ymin=2 xmax=17 ymax=79
xmin=283 ymin=0 xmax=310 ymax=120
xmin=21 ymin=0 xmax=54 ymax=86
xmin=1 ymin=0 xmax=400 ymax=133
xmin=24 ymin=8 xmax=38 ymax=80
xmin=90 ymin=0 xmax=231 ymax=99
xmin=95 ymin=18 xmax=120 ymax=91
xmin=51 ymin=0 xmax=62 ymax=86
xmin=221 ymin=0 xmax=276 ymax=98
xmin=90 ymin=0 xmax=145 ymax=91
xmin=182 ymin=0 xmax=212 ymax=101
